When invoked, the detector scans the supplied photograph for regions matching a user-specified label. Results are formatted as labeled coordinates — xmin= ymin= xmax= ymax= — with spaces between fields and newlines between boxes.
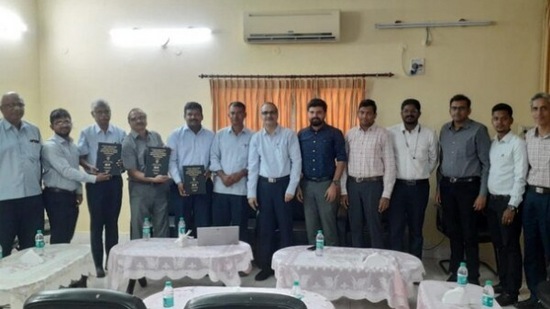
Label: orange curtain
xmin=211 ymin=77 xmax=367 ymax=132
xmin=543 ymin=0 xmax=550 ymax=92
xmin=210 ymin=79 xmax=294 ymax=131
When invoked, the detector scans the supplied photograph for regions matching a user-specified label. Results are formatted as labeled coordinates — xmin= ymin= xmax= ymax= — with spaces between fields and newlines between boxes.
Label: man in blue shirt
xmin=0 ymin=92 xmax=44 ymax=257
xmin=297 ymin=98 xmax=346 ymax=246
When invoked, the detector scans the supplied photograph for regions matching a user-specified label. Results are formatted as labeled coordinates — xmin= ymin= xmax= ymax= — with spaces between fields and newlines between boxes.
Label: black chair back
xmin=24 ymin=288 xmax=146 ymax=309
xmin=183 ymin=292 xmax=307 ymax=309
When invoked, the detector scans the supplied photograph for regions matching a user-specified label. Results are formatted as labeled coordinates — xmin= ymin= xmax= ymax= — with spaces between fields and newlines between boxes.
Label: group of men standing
xmin=1 ymin=90 xmax=549 ymax=308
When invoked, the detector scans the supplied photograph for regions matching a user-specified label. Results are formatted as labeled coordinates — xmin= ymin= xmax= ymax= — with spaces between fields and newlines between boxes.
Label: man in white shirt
xmin=388 ymin=99 xmax=438 ymax=259
xmin=485 ymin=103 xmax=527 ymax=306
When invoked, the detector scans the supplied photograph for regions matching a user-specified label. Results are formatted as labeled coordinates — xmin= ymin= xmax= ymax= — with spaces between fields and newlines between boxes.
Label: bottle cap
xmin=485 ymin=280 xmax=492 ymax=285
xmin=37 ymin=230 xmax=42 ymax=233
xmin=459 ymin=262 xmax=466 ymax=267
xmin=317 ymin=230 xmax=322 ymax=233
xmin=179 ymin=217 xmax=184 ymax=220
xmin=293 ymin=280 xmax=299 ymax=285
xmin=165 ymin=281 xmax=172 ymax=287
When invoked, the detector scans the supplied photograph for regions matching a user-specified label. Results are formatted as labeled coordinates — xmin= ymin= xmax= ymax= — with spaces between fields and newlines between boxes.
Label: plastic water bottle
xmin=177 ymin=217 xmax=186 ymax=237
xmin=35 ymin=230 xmax=45 ymax=256
xmin=291 ymin=280 xmax=303 ymax=299
xmin=457 ymin=261 xmax=468 ymax=287
xmin=315 ymin=230 xmax=324 ymax=256
xmin=482 ymin=280 xmax=494 ymax=308
xmin=163 ymin=280 xmax=174 ymax=308
xmin=143 ymin=217 xmax=152 ymax=240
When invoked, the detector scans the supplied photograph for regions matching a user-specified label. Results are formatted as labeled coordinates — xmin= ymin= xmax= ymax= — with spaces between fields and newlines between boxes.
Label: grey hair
xmin=90 ymin=99 xmax=110 ymax=111
xmin=531 ymin=92 xmax=550 ymax=105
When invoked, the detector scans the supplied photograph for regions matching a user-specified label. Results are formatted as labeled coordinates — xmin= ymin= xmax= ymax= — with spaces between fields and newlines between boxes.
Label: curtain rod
xmin=198 ymin=73 xmax=394 ymax=79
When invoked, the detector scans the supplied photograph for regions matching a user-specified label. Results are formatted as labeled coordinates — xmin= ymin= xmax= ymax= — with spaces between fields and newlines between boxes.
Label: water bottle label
xmin=35 ymin=240 xmax=45 ymax=249
xmin=482 ymin=295 xmax=494 ymax=307
xmin=457 ymin=274 xmax=467 ymax=286
xmin=178 ymin=227 xmax=185 ymax=235
xmin=316 ymin=240 xmax=324 ymax=250
xmin=143 ymin=227 xmax=151 ymax=236
xmin=163 ymin=296 xmax=174 ymax=307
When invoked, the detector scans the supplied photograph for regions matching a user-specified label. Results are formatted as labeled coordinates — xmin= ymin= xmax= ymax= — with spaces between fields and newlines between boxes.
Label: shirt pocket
xmin=26 ymin=140 xmax=42 ymax=162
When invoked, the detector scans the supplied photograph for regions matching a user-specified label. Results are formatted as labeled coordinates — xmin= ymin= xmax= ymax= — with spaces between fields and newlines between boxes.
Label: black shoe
xmin=68 ymin=275 xmax=88 ymax=288
xmin=238 ymin=271 xmax=249 ymax=277
xmin=96 ymin=267 xmax=105 ymax=278
xmin=446 ymin=274 xmax=457 ymax=282
xmin=254 ymin=270 xmax=274 ymax=281
xmin=493 ymin=283 xmax=503 ymax=294
xmin=138 ymin=277 xmax=147 ymax=287
xmin=495 ymin=293 xmax=517 ymax=306
xmin=515 ymin=298 xmax=541 ymax=309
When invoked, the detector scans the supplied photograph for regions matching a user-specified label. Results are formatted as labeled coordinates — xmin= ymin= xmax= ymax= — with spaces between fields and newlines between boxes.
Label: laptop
xmin=197 ymin=226 xmax=239 ymax=246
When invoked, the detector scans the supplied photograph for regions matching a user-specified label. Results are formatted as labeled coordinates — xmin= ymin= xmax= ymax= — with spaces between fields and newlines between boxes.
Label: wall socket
xmin=410 ymin=58 xmax=425 ymax=75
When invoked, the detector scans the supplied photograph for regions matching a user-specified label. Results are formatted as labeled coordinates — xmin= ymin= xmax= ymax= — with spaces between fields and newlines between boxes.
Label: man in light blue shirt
xmin=168 ymin=102 xmax=215 ymax=235
xmin=0 ymin=92 xmax=44 ymax=257
xmin=210 ymin=101 xmax=253 ymax=242
xmin=247 ymin=102 xmax=302 ymax=281
xmin=78 ymin=99 xmax=126 ymax=278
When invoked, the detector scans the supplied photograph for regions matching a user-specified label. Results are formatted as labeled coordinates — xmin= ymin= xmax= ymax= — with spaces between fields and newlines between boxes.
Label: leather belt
xmin=396 ymin=179 xmax=429 ymax=186
xmin=304 ymin=176 xmax=332 ymax=182
xmin=442 ymin=176 xmax=479 ymax=184
xmin=44 ymin=187 xmax=77 ymax=195
xmin=259 ymin=175 xmax=290 ymax=184
xmin=489 ymin=194 xmax=510 ymax=200
xmin=348 ymin=176 xmax=383 ymax=183
xmin=529 ymin=185 xmax=550 ymax=195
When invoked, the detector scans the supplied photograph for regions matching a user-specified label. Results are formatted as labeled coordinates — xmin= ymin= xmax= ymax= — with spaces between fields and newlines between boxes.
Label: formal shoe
xmin=495 ymin=293 xmax=517 ymax=306
xmin=96 ymin=267 xmax=106 ymax=278
xmin=446 ymin=274 xmax=457 ymax=282
xmin=254 ymin=270 xmax=274 ymax=281
xmin=493 ymin=282 xmax=503 ymax=294
xmin=238 ymin=271 xmax=249 ymax=277
xmin=68 ymin=275 xmax=88 ymax=288
xmin=138 ymin=277 xmax=147 ymax=288
xmin=515 ymin=297 xmax=542 ymax=309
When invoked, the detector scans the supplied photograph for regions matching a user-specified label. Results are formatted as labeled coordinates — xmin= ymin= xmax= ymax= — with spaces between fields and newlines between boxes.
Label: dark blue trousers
xmin=43 ymin=190 xmax=79 ymax=244
xmin=86 ymin=176 xmax=123 ymax=269
xmin=0 ymin=194 xmax=43 ymax=257
xmin=522 ymin=189 xmax=550 ymax=300
xmin=172 ymin=179 xmax=213 ymax=237
xmin=347 ymin=179 xmax=385 ymax=248
xmin=388 ymin=180 xmax=429 ymax=259
xmin=256 ymin=176 xmax=293 ymax=271
xmin=439 ymin=178 xmax=480 ymax=281
xmin=212 ymin=193 xmax=250 ymax=243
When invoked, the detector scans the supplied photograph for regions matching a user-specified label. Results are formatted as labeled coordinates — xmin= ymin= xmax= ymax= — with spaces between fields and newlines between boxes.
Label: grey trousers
xmin=302 ymin=179 xmax=339 ymax=246
xmin=129 ymin=181 xmax=170 ymax=240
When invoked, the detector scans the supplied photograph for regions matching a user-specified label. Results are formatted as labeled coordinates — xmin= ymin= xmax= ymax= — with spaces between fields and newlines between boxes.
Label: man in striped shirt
xmin=341 ymin=99 xmax=396 ymax=248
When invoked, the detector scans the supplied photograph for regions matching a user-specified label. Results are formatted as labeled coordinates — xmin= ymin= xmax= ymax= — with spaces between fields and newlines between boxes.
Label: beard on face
xmin=309 ymin=117 xmax=323 ymax=126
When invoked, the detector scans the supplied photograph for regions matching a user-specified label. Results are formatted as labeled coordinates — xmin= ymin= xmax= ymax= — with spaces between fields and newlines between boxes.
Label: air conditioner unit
xmin=243 ymin=10 xmax=340 ymax=44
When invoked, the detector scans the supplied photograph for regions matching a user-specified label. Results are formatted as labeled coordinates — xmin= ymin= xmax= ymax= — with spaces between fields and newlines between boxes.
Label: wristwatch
xmin=332 ymin=180 xmax=340 ymax=186
xmin=507 ymin=206 xmax=518 ymax=213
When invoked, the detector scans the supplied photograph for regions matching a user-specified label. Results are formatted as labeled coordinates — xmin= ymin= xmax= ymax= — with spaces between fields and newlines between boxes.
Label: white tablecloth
xmin=143 ymin=286 xmax=335 ymax=309
xmin=417 ymin=280 xmax=502 ymax=309
xmin=107 ymin=238 xmax=253 ymax=291
xmin=272 ymin=246 xmax=425 ymax=309
xmin=0 ymin=244 xmax=94 ymax=308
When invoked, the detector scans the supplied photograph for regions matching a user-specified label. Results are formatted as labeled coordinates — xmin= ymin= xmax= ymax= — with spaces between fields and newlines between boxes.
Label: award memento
xmin=96 ymin=142 xmax=122 ymax=175
xmin=183 ymin=165 xmax=206 ymax=195
xmin=145 ymin=147 xmax=171 ymax=177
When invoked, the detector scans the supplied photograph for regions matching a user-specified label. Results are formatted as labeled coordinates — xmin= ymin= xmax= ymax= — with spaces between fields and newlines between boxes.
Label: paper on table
xmin=174 ymin=230 xmax=192 ymax=247
xmin=363 ymin=252 xmax=390 ymax=268
xmin=19 ymin=249 xmax=44 ymax=265
xmin=442 ymin=286 xmax=466 ymax=305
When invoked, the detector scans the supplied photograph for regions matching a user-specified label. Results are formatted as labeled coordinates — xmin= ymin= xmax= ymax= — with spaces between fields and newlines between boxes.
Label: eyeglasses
xmin=1 ymin=102 xmax=25 ymax=109
xmin=261 ymin=111 xmax=277 ymax=115
xmin=53 ymin=119 xmax=72 ymax=126
xmin=129 ymin=116 xmax=146 ymax=121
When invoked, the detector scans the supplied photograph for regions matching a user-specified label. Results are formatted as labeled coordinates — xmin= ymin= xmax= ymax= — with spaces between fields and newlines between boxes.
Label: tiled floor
xmin=76 ymin=234 xmax=524 ymax=309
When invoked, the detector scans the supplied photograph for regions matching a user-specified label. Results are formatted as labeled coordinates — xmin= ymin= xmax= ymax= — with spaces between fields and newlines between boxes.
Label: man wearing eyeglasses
xmin=0 ymin=92 xmax=44 ymax=257
xmin=247 ymin=102 xmax=302 ymax=281
xmin=42 ymin=108 xmax=110 ymax=245
xmin=78 ymin=99 xmax=126 ymax=278
xmin=436 ymin=94 xmax=491 ymax=285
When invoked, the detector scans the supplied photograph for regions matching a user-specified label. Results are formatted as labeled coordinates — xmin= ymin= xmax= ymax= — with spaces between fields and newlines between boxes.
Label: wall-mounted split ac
xmin=243 ymin=10 xmax=340 ymax=44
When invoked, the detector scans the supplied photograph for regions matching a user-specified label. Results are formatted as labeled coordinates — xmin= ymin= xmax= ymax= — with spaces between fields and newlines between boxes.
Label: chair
xmin=435 ymin=205 xmax=499 ymax=275
xmin=23 ymin=288 xmax=146 ymax=309
xmin=183 ymin=292 xmax=307 ymax=309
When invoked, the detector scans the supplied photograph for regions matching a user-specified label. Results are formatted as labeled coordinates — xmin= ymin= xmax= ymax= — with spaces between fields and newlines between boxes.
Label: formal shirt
xmin=525 ymin=127 xmax=550 ymax=188
xmin=487 ymin=131 xmax=528 ymax=207
xmin=121 ymin=130 xmax=165 ymax=182
xmin=42 ymin=134 xmax=96 ymax=194
xmin=438 ymin=119 xmax=491 ymax=196
xmin=341 ymin=124 xmax=396 ymax=199
xmin=388 ymin=123 xmax=438 ymax=180
xmin=210 ymin=126 xmax=253 ymax=196
xmin=77 ymin=123 xmax=127 ymax=167
xmin=297 ymin=124 xmax=347 ymax=180
xmin=167 ymin=125 xmax=215 ymax=185
xmin=247 ymin=125 xmax=302 ymax=199
xmin=0 ymin=119 xmax=42 ymax=201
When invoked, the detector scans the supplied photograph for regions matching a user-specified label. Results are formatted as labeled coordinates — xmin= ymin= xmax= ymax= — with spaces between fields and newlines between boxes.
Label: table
xmin=143 ymin=286 xmax=335 ymax=309
xmin=417 ymin=280 xmax=502 ymax=309
xmin=272 ymin=246 xmax=424 ymax=309
xmin=107 ymin=238 xmax=253 ymax=291
xmin=0 ymin=244 xmax=94 ymax=309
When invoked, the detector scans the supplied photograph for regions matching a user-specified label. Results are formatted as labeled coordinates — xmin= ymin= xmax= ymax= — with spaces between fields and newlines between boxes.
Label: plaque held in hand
xmin=145 ymin=147 xmax=171 ymax=177
xmin=183 ymin=165 xmax=206 ymax=195
xmin=96 ymin=142 xmax=122 ymax=175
